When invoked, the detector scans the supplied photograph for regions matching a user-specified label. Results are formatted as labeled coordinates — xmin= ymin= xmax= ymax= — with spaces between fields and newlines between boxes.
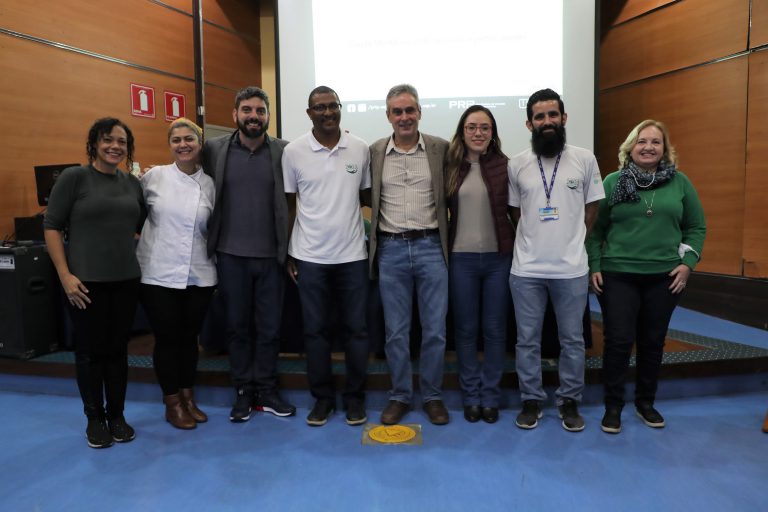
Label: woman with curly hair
xmin=44 ymin=117 xmax=146 ymax=448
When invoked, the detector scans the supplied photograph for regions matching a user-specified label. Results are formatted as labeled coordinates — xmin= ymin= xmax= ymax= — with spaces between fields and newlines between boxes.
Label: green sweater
xmin=586 ymin=170 xmax=706 ymax=274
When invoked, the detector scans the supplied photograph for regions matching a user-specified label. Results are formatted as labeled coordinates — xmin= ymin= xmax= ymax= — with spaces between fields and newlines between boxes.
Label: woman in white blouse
xmin=136 ymin=118 xmax=217 ymax=429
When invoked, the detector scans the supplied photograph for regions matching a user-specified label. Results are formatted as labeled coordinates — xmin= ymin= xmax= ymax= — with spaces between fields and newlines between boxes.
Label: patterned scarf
xmin=609 ymin=160 xmax=677 ymax=206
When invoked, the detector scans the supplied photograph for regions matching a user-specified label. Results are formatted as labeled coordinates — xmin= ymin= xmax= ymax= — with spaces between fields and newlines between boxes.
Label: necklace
xmin=642 ymin=190 xmax=656 ymax=217
xmin=629 ymin=168 xmax=655 ymax=189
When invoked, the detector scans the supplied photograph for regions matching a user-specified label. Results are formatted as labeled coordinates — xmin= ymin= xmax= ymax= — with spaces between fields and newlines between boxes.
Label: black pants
xmin=216 ymin=252 xmax=284 ymax=392
xmin=598 ymin=271 xmax=681 ymax=408
xmin=295 ymin=259 xmax=369 ymax=405
xmin=69 ymin=279 xmax=139 ymax=419
xmin=140 ymin=284 xmax=215 ymax=395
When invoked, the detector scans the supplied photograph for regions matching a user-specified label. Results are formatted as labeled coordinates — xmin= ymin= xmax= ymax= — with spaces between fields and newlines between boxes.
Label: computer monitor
xmin=34 ymin=163 xmax=78 ymax=206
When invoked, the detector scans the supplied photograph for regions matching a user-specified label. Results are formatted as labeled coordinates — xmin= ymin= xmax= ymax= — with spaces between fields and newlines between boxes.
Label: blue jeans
xmin=378 ymin=234 xmax=448 ymax=404
xmin=510 ymin=274 xmax=588 ymax=404
xmin=450 ymin=252 xmax=512 ymax=408
xmin=295 ymin=259 xmax=369 ymax=405
xmin=217 ymin=252 xmax=284 ymax=393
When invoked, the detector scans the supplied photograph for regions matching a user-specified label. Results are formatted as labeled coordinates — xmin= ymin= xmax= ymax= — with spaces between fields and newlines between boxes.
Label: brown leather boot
xmin=164 ymin=394 xmax=196 ymax=429
xmin=180 ymin=388 xmax=208 ymax=423
xmin=763 ymin=411 xmax=768 ymax=433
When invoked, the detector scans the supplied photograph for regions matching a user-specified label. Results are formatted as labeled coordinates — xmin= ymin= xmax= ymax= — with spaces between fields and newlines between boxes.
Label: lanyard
xmin=537 ymin=152 xmax=562 ymax=207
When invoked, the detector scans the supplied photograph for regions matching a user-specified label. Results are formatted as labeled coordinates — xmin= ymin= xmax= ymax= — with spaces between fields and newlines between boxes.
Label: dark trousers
xmin=69 ymin=279 xmax=139 ymax=419
xmin=296 ymin=259 xmax=369 ymax=405
xmin=140 ymin=284 xmax=215 ymax=395
xmin=217 ymin=252 xmax=284 ymax=392
xmin=599 ymin=271 xmax=681 ymax=408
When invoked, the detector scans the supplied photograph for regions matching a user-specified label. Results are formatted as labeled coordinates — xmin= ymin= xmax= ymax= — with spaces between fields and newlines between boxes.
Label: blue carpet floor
xmin=2 ymin=303 xmax=766 ymax=511
xmin=0 ymin=384 xmax=766 ymax=512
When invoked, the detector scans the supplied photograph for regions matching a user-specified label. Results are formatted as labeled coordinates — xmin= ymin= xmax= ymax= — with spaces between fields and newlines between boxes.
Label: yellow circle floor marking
xmin=368 ymin=425 xmax=417 ymax=444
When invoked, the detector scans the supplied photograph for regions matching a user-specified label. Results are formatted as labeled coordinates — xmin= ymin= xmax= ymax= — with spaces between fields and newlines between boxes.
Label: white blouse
xmin=136 ymin=163 xmax=217 ymax=288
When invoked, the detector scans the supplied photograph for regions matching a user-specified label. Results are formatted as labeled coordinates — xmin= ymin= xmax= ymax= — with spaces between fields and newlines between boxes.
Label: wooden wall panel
xmin=203 ymin=0 xmax=260 ymax=34
xmin=601 ymin=0 xmax=678 ymax=28
xmin=162 ymin=0 xmax=192 ymax=14
xmin=0 ymin=35 xmax=196 ymax=238
xmin=743 ymin=50 xmax=768 ymax=277
xmin=0 ymin=1 xmax=195 ymax=79
xmin=598 ymin=57 xmax=748 ymax=275
xmin=203 ymin=23 xmax=261 ymax=90
xmin=204 ymin=84 xmax=237 ymax=128
xmin=599 ymin=0 xmax=748 ymax=90
xmin=752 ymin=0 xmax=768 ymax=48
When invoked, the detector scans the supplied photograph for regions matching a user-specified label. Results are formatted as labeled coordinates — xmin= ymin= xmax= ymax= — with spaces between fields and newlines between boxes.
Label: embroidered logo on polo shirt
xmin=345 ymin=164 xmax=359 ymax=174
xmin=567 ymin=178 xmax=580 ymax=189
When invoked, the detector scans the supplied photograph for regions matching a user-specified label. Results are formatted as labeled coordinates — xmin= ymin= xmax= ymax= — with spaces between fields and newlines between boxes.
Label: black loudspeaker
xmin=0 ymin=245 xmax=61 ymax=359
xmin=14 ymin=215 xmax=45 ymax=242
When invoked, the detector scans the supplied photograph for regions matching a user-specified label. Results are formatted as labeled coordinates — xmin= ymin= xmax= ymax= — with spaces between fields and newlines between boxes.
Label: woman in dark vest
xmin=446 ymin=105 xmax=514 ymax=423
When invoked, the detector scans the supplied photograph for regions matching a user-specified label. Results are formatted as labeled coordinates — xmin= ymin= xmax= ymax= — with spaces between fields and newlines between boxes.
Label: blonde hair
xmin=168 ymin=117 xmax=203 ymax=144
xmin=618 ymin=119 xmax=677 ymax=168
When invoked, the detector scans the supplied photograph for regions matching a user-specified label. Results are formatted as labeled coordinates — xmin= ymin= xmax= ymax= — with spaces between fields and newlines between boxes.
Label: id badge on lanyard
xmin=538 ymin=153 xmax=561 ymax=222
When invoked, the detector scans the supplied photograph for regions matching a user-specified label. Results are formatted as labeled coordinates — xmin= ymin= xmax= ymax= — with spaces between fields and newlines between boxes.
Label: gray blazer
xmin=203 ymin=131 xmax=290 ymax=264
xmin=368 ymin=132 xmax=450 ymax=278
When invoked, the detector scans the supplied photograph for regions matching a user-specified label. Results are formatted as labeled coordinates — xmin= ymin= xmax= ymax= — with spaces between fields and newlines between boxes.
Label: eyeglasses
xmin=464 ymin=124 xmax=492 ymax=134
xmin=310 ymin=102 xmax=342 ymax=113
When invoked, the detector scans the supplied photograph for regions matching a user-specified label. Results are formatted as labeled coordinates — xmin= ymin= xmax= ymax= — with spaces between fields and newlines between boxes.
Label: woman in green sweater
xmin=586 ymin=119 xmax=706 ymax=434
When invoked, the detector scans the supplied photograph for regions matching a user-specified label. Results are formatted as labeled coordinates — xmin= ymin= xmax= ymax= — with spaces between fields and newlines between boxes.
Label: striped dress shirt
xmin=378 ymin=134 xmax=438 ymax=232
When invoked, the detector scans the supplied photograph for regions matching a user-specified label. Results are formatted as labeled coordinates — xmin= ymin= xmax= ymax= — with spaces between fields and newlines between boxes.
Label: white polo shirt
xmin=507 ymin=144 xmax=605 ymax=279
xmin=136 ymin=163 xmax=217 ymax=288
xmin=283 ymin=129 xmax=371 ymax=264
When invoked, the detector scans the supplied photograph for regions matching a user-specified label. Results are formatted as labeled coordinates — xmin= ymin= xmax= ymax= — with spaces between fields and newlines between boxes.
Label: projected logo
xmin=448 ymin=100 xmax=476 ymax=109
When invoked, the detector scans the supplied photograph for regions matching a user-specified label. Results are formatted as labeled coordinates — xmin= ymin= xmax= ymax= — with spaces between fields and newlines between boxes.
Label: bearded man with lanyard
xmin=507 ymin=89 xmax=605 ymax=432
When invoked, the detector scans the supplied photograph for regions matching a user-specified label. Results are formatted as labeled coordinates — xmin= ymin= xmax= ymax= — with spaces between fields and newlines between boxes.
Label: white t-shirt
xmin=283 ymin=129 xmax=371 ymax=264
xmin=507 ymin=144 xmax=605 ymax=278
xmin=136 ymin=163 xmax=217 ymax=288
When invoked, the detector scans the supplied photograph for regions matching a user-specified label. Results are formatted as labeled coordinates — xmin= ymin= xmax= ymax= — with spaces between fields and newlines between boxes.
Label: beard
xmin=237 ymin=117 xmax=268 ymax=139
xmin=531 ymin=124 xmax=566 ymax=158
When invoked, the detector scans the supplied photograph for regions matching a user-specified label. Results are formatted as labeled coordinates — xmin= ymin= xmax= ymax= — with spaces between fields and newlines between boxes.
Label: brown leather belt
xmin=377 ymin=229 xmax=439 ymax=240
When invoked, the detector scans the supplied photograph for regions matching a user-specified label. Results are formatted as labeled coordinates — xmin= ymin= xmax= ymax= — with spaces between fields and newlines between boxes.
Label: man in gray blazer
xmin=369 ymin=84 xmax=450 ymax=425
xmin=203 ymin=86 xmax=295 ymax=423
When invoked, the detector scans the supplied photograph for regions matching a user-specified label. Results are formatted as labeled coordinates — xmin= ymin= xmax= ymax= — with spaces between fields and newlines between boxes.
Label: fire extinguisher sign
xmin=164 ymin=91 xmax=186 ymax=122
xmin=130 ymin=83 xmax=156 ymax=119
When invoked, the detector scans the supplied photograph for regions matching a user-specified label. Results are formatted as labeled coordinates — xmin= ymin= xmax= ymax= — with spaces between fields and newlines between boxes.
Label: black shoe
xmin=558 ymin=398 xmax=585 ymax=432
xmin=108 ymin=416 xmax=136 ymax=443
xmin=307 ymin=400 xmax=336 ymax=426
xmin=515 ymin=400 xmax=543 ymax=429
xmin=601 ymin=406 xmax=622 ymax=434
xmin=635 ymin=402 xmax=665 ymax=428
xmin=463 ymin=405 xmax=481 ymax=423
xmin=254 ymin=392 xmax=296 ymax=417
xmin=481 ymin=407 xmax=499 ymax=424
xmin=229 ymin=387 xmax=253 ymax=423
xmin=345 ymin=401 xmax=367 ymax=426
xmin=86 ymin=418 xmax=113 ymax=449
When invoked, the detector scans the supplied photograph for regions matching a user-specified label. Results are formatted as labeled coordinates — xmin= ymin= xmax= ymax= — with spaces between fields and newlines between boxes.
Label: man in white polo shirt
xmin=282 ymin=86 xmax=372 ymax=427
xmin=508 ymin=88 xmax=604 ymax=432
